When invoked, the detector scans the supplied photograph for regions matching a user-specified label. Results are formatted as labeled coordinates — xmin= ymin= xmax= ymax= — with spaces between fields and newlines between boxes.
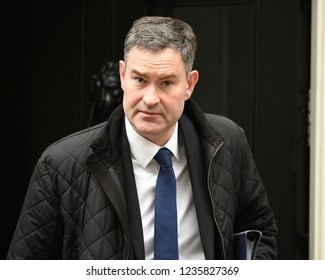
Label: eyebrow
xmin=131 ymin=69 xmax=148 ymax=78
xmin=131 ymin=69 xmax=177 ymax=80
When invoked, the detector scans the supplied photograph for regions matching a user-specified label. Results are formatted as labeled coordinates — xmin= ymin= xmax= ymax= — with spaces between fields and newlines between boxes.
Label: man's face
xmin=120 ymin=47 xmax=198 ymax=146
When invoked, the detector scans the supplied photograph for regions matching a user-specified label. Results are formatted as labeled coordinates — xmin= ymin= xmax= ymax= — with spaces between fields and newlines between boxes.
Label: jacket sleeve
xmin=7 ymin=160 xmax=63 ymax=259
xmin=235 ymin=130 xmax=278 ymax=260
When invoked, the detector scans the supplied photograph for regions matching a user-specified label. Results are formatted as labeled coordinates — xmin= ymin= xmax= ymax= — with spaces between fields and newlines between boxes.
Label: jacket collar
xmin=183 ymin=99 xmax=224 ymax=149
xmin=89 ymin=105 xmax=125 ymax=166
xmin=91 ymin=99 xmax=223 ymax=161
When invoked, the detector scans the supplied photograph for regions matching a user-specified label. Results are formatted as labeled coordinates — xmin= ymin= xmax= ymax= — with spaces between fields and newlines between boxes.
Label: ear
xmin=185 ymin=70 xmax=199 ymax=100
xmin=119 ymin=60 xmax=126 ymax=90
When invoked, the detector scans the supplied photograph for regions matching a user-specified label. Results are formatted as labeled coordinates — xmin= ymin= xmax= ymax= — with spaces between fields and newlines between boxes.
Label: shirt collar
xmin=125 ymin=116 xmax=179 ymax=168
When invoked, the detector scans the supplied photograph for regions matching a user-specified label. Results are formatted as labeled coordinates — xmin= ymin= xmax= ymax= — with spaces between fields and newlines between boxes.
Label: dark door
xmin=147 ymin=0 xmax=310 ymax=259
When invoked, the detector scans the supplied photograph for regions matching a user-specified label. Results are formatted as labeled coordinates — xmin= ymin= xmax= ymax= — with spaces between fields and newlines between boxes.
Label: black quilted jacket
xmin=7 ymin=100 xmax=277 ymax=259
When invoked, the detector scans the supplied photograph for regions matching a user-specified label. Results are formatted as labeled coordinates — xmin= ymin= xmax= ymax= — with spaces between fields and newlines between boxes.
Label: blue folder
xmin=234 ymin=230 xmax=262 ymax=260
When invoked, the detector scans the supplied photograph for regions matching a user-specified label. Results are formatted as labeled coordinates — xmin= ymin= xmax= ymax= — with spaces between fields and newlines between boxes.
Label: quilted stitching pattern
xmin=7 ymin=123 xmax=127 ymax=259
xmin=205 ymin=113 xmax=277 ymax=259
xmin=7 ymin=101 xmax=277 ymax=260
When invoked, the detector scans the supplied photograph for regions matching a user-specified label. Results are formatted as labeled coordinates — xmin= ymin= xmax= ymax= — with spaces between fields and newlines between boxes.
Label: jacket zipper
xmin=124 ymin=233 xmax=130 ymax=259
xmin=207 ymin=141 xmax=227 ymax=259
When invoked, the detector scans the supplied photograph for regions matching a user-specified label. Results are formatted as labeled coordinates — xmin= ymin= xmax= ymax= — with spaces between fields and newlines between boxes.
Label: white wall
xmin=309 ymin=0 xmax=325 ymax=260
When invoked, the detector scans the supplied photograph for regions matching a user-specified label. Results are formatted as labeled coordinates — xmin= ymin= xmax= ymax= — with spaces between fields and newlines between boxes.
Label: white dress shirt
xmin=125 ymin=117 xmax=205 ymax=260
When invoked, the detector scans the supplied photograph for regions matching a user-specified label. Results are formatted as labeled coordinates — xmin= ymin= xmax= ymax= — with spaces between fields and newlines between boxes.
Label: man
xmin=7 ymin=16 xmax=277 ymax=260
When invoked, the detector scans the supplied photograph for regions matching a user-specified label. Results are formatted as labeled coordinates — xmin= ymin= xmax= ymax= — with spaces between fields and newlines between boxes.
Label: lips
xmin=139 ymin=110 xmax=161 ymax=116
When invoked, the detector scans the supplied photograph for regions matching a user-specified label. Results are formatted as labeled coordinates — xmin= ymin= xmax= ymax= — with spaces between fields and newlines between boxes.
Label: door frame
xmin=309 ymin=0 xmax=325 ymax=260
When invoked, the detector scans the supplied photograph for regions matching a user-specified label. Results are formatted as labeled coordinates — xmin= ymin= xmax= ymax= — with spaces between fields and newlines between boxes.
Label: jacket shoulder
xmin=205 ymin=114 xmax=245 ymax=140
xmin=39 ymin=122 xmax=106 ymax=169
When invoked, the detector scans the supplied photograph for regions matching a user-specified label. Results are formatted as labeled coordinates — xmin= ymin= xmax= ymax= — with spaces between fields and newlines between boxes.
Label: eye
xmin=135 ymin=77 xmax=146 ymax=84
xmin=161 ymin=80 xmax=173 ymax=87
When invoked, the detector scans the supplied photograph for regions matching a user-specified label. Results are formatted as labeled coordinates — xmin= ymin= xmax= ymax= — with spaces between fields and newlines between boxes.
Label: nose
xmin=143 ymin=86 xmax=160 ymax=106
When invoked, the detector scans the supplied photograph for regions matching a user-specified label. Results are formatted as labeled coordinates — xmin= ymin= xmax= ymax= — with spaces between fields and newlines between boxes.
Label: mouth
xmin=139 ymin=110 xmax=161 ymax=116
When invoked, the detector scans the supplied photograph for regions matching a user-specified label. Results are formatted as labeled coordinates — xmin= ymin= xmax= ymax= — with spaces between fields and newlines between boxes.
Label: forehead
xmin=126 ymin=47 xmax=186 ymax=75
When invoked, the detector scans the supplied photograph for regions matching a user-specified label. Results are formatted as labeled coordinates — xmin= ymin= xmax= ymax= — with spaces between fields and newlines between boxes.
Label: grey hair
xmin=123 ymin=16 xmax=197 ymax=74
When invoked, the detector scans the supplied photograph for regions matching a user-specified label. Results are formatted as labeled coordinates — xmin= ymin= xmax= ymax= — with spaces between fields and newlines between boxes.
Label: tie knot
xmin=154 ymin=148 xmax=172 ymax=168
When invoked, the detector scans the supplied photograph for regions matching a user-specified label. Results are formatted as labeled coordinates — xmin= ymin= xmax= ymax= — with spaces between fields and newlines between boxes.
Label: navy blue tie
xmin=154 ymin=148 xmax=179 ymax=260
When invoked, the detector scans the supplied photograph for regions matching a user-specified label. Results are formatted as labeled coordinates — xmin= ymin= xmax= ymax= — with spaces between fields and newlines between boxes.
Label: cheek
xmin=166 ymin=98 xmax=185 ymax=117
xmin=123 ymin=89 xmax=140 ymax=110
xmin=123 ymin=92 xmax=133 ymax=109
